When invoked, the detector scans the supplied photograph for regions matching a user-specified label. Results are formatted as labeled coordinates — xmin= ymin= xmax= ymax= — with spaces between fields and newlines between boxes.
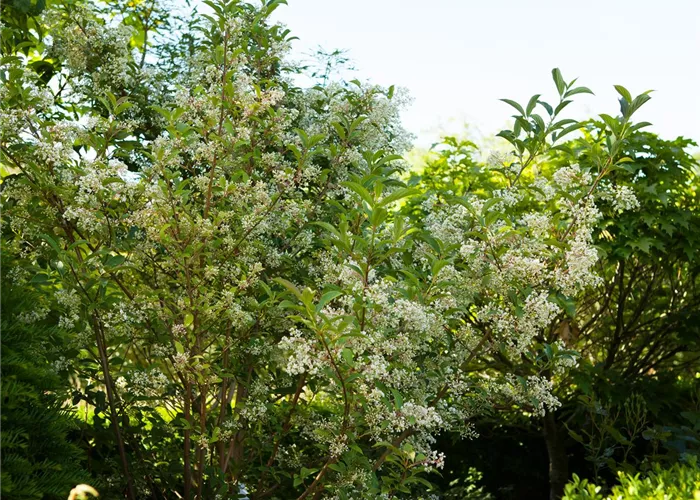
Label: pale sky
xmin=272 ymin=0 xmax=700 ymax=149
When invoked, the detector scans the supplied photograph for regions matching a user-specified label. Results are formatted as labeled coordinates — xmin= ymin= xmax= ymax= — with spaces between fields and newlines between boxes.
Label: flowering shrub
xmin=1 ymin=0 xmax=653 ymax=497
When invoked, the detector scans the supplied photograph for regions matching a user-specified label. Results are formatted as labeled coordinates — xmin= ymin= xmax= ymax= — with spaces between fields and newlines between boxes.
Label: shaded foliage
xmin=0 ymin=265 xmax=92 ymax=499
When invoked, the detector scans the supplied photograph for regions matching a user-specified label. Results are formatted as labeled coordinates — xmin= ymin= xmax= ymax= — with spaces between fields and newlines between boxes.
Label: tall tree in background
xmin=552 ymin=128 xmax=700 ymax=494
xmin=411 ymin=124 xmax=700 ymax=499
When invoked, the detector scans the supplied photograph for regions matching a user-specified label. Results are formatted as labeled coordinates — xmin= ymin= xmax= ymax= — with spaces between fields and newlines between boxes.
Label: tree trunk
xmin=543 ymin=410 xmax=568 ymax=500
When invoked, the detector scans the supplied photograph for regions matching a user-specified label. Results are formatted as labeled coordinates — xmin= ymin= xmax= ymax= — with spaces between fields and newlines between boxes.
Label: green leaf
xmin=630 ymin=237 xmax=654 ymax=254
xmin=278 ymin=300 xmax=302 ymax=311
xmin=550 ymin=118 xmax=578 ymax=131
xmin=599 ymin=113 xmax=619 ymax=133
xmin=105 ymin=255 xmax=126 ymax=268
xmin=274 ymin=277 xmax=303 ymax=300
xmin=375 ymin=154 xmax=403 ymax=167
xmin=565 ymin=86 xmax=595 ymax=97
xmin=184 ymin=313 xmax=194 ymax=328
xmin=300 ymin=467 xmax=319 ymax=478
xmin=391 ymin=388 xmax=403 ymax=408
xmin=114 ymin=101 xmax=133 ymax=116
xmin=481 ymin=197 xmax=504 ymax=214
xmin=552 ymin=68 xmax=566 ymax=96
xmin=405 ymin=476 xmax=434 ymax=488
xmin=605 ymin=425 xmax=631 ymax=445
xmin=613 ymin=85 xmax=632 ymax=104
xmin=301 ymin=287 xmax=315 ymax=308
xmin=628 ymin=92 xmax=652 ymax=116
xmin=341 ymin=181 xmax=374 ymax=207
xmin=538 ymin=100 xmax=553 ymax=116
xmin=370 ymin=206 xmax=387 ymax=227
xmin=317 ymin=290 xmax=342 ymax=311
xmin=531 ymin=113 xmax=546 ymax=131
xmin=629 ymin=121 xmax=653 ymax=132
xmin=41 ymin=233 xmax=61 ymax=254
xmin=431 ymin=259 xmax=449 ymax=277
xmin=568 ymin=429 xmax=585 ymax=443
xmin=174 ymin=341 xmax=184 ymax=354
xmin=348 ymin=116 xmax=367 ymax=135
xmin=526 ymin=94 xmax=541 ymax=116
xmin=379 ymin=188 xmax=420 ymax=206
xmin=30 ymin=273 xmax=50 ymax=283
xmin=341 ymin=347 xmax=354 ymax=366
xmin=311 ymin=221 xmax=342 ymax=239
xmin=500 ymin=98 xmax=525 ymax=116
xmin=554 ymin=99 xmax=573 ymax=115
xmin=102 ymin=176 xmax=125 ymax=186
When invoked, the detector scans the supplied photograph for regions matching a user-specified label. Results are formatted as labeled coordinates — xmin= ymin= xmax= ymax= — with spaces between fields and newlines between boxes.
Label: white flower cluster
xmin=548 ymin=200 xmax=600 ymax=296
xmin=397 ymin=402 xmax=444 ymax=431
xmin=17 ymin=305 xmax=50 ymax=325
xmin=63 ymin=159 xmax=131 ymax=233
xmin=599 ymin=184 xmax=640 ymax=213
xmin=55 ymin=288 xmax=82 ymax=330
xmin=423 ymin=450 xmax=446 ymax=472
xmin=278 ymin=328 xmax=321 ymax=376
xmin=490 ymin=375 xmax=561 ymax=417
xmin=129 ymin=368 xmax=169 ymax=398
xmin=485 ymin=151 xmax=513 ymax=170
xmin=551 ymin=340 xmax=579 ymax=376
xmin=51 ymin=11 xmax=135 ymax=94
xmin=0 ymin=67 xmax=54 ymax=141
xmin=552 ymin=163 xmax=591 ymax=190
xmin=520 ymin=212 xmax=551 ymax=238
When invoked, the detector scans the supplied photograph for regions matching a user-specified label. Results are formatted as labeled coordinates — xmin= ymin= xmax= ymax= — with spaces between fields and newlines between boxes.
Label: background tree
xmin=411 ymin=122 xmax=700 ymax=499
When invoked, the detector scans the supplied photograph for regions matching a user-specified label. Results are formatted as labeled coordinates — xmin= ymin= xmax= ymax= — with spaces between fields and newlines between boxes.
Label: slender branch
xmin=203 ymin=25 xmax=230 ymax=218
xmin=93 ymin=315 xmax=137 ymax=500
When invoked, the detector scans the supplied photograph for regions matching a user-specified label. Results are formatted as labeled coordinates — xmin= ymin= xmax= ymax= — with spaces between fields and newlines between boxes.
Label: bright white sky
xmin=272 ymin=0 xmax=700 ymax=149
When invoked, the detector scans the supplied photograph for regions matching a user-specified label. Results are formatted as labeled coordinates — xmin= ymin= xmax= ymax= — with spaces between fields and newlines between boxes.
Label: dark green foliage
xmin=1 ymin=271 xmax=92 ymax=499
xmin=3 ymin=0 xmax=46 ymax=16
xmin=559 ymin=130 xmax=700 ymax=478
xmin=0 ymin=0 xmax=46 ymax=55
xmin=573 ymin=127 xmax=700 ymax=262
xmin=433 ymin=421 xmax=548 ymax=499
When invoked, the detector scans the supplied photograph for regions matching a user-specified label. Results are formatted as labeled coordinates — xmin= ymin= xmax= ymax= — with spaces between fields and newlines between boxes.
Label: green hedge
xmin=564 ymin=459 xmax=700 ymax=499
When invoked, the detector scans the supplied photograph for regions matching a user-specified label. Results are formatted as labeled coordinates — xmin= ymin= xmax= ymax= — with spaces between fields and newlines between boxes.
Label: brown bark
xmin=93 ymin=317 xmax=136 ymax=500
xmin=184 ymin=380 xmax=193 ymax=499
xmin=543 ymin=410 xmax=568 ymax=500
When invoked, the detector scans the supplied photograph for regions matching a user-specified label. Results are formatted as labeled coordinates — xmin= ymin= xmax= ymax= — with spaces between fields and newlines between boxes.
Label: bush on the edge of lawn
xmin=563 ymin=458 xmax=700 ymax=499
